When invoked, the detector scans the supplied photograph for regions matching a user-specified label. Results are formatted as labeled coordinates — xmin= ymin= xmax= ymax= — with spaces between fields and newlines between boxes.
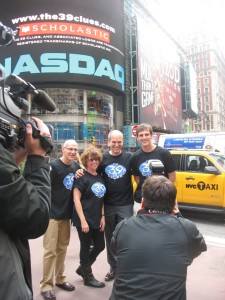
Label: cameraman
xmin=0 ymin=116 xmax=52 ymax=300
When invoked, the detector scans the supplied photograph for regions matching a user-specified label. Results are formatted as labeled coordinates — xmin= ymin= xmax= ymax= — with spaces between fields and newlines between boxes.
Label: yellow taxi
xmin=170 ymin=149 xmax=225 ymax=216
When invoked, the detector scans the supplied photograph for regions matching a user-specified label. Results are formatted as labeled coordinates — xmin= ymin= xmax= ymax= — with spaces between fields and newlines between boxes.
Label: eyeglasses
xmin=88 ymin=158 xmax=100 ymax=162
xmin=65 ymin=147 xmax=78 ymax=152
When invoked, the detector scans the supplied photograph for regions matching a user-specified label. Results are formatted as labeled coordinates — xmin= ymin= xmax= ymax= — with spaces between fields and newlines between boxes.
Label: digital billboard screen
xmin=0 ymin=0 xmax=125 ymax=94
xmin=137 ymin=15 xmax=182 ymax=132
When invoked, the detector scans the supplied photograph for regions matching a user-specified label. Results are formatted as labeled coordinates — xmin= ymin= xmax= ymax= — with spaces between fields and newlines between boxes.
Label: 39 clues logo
xmin=63 ymin=173 xmax=74 ymax=190
xmin=139 ymin=160 xmax=151 ymax=177
xmin=91 ymin=182 xmax=106 ymax=198
xmin=105 ymin=163 xmax=126 ymax=179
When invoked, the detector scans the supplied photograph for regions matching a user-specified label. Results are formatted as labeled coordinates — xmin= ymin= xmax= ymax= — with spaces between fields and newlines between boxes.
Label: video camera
xmin=0 ymin=21 xmax=18 ymax=47
xmin=148 ymin=159 xmax=165 ymax=176
xmin=0 ymin=22 xmax=56 ymax=154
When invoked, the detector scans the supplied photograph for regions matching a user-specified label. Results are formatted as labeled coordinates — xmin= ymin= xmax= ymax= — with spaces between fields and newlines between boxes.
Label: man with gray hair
xmin=40 ymin=140 xmax=80 ymax=300
xmin=109 ymin=176 xmax=207 ymax=300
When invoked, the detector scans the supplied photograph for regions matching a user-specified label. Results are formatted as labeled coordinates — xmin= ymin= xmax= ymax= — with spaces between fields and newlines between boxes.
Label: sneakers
xmin=105 ymin=271 xmax=115 ymax=281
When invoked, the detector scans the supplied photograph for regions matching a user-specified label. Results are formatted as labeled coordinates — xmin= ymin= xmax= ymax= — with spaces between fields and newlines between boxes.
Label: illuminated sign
xmin=0 ymin=0 xmax=125 ymax=94
xmin=2 ymin=53 xmax=124 ymax=90
xmin=137 ymin=16 xmax=182 ymax=132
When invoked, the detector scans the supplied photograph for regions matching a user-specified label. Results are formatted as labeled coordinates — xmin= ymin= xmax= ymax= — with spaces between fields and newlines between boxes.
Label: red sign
xmin=132 ymin=125 xmax=138 ymax=137
xmin=19 ymin=22 xmax=110 ymax=43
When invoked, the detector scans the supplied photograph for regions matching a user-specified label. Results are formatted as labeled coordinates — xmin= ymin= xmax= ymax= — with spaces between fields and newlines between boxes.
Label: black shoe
xmin=105 ymin=271 xmax=115 ymax=281
xmin=55 ymin=282 xmax=75 ymax=291
xmin=76 ymin=265 xmax=84 ymax=278
xmin=84 ymin=274 xmax=105 ymax=288
xmin=41 ymin=290 xmax=56 ymax=300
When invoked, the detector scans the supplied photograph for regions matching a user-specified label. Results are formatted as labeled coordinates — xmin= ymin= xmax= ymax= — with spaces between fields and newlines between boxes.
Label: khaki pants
xmin=40 ymin=219 xmax=70 ymax=291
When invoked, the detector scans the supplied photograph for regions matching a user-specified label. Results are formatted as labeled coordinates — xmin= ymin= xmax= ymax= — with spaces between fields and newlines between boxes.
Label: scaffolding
xmin=130 ymin=15 xmax=139 ymax=124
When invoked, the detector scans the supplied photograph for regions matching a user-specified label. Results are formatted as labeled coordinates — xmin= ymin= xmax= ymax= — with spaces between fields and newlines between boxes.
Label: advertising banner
xmin=0 ymin=0 xmax=125 ymax=94
xmin=163 ymin=136 xmax=206 ymax=149
xmin=137 ymin=16 xmax=182 ymax=132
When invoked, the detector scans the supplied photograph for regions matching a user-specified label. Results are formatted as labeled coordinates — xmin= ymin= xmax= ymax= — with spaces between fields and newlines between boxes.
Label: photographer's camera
xmin=149 ymin=159 xmax=165 ymax=176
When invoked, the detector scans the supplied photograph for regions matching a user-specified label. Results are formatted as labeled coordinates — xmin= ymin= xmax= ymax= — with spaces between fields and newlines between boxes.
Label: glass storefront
xmin=31 ymin=88 xmax=114 ymax=156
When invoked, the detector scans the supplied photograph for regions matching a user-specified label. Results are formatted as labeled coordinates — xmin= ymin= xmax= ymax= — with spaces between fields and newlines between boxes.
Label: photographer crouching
xmin=109 ymin=176 xmax=207 ymax=300
xmin=0 ymin=116 xmax=52 ymax=300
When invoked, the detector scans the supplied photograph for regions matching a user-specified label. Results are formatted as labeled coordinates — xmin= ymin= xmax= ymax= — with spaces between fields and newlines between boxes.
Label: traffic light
xmin=91 ymin=136 xmax=95 ymax=144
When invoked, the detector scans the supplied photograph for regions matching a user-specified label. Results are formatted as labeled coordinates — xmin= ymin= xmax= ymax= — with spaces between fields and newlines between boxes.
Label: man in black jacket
xmin=109 ymin=176 xmax=207 ymax=300
xmin=0 ymin=117 xmax=52 ymax=300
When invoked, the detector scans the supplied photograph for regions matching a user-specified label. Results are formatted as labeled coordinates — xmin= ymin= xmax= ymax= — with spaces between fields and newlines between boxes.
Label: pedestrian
xmin=0 ymin=117 xmax=52 ymax=300
xmin=98 ymin=130 xmax=134 ymax=282
xmin=109 ymin=176 xmax=207 ymax=300
xmin=130 ymin=123 xmax=176 ymax=211
xmin=40 ymin=140 xmax=80 ymax=300
xmin=73 ymin=145 xmax=106 ymax=288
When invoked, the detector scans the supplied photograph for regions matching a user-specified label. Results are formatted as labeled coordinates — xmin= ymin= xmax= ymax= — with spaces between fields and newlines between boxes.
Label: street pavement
xmin=30 ymin=226 xmax=225 ymax=300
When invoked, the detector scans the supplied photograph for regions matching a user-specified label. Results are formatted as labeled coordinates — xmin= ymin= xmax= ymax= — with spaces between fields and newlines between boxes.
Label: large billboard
xmin=0 ymin=0 xmax=125 ymax=94
xmin=137 ymin=16 xmax=182 ymax=132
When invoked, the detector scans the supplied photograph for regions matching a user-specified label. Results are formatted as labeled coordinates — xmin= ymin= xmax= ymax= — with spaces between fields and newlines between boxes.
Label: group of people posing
xmin=0 ymin=118 xmax=206 ymax=300
xmin=40 ymin=123 xmax=207 ymax=300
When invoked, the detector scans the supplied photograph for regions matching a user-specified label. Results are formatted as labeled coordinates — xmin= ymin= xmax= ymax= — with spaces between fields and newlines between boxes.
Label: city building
xmin=0 ymin=0 xmax=204 ymax=155
xmin=182 ymin=29 xmax=225 ymax=132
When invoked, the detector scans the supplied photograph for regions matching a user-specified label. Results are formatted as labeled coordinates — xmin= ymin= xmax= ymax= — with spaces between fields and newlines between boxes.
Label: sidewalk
xmin=30 ymin=227 xmax=225 ymax=300
xmin=30 ymin=227 xmax=113 ymax=300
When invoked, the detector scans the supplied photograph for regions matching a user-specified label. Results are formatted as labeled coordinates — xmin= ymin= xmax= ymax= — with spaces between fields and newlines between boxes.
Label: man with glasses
xmin=40 ymin=140 xmax=80 ymax=300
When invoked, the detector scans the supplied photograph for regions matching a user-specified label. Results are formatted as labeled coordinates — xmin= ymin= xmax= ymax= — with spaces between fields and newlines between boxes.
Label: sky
xmin=156 ymin=0 xmax=225 ymax=46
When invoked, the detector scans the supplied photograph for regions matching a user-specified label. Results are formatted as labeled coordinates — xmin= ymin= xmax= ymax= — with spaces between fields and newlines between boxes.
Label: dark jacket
xmin=0 ymin=143 xmax=51 ymax=300
xmin=110 ymin=210 xmax=207 ymax=300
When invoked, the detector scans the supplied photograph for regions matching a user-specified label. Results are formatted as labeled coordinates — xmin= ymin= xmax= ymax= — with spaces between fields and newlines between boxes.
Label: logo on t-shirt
xmin=91 ymin=182 xmax=106 ymax=198
xmin=63 ymin=173 xmax=75 ymax=190
xmin=105 ymin=163 xmax=126 ymax=179
xmin=139 ymin=160 xmax=152 ymax=177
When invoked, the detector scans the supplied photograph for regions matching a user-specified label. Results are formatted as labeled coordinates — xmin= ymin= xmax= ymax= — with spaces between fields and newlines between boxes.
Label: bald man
xmin=98 ymin=130 xmax=134 ymax=282
xmin=40 ymin=140 xmax=80 ymax=300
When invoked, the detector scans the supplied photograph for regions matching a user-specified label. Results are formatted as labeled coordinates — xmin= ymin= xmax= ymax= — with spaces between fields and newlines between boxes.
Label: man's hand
xmin=31 ymin=116 xmax=50 ymax=137
xmin=75 ymin=168 xmax=85 ymax=178
xmin=12 ymin=117 xmax=51 ymax=163
xmin=100 ymin=216 xmax=105 ymax=232
xmin=25 ymin=117 xmax=51 ymax=157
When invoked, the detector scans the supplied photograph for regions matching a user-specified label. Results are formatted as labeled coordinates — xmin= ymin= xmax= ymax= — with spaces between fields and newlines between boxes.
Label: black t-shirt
xmin=73 ymin=172 xmax=106 ymax=229
xmin=130 ymin=146 xmax=176 ymax=203
xmin=98 ymin=151 xmax=134 ymax=206
xmin=50 ymin=159 xmax=80 ymax=219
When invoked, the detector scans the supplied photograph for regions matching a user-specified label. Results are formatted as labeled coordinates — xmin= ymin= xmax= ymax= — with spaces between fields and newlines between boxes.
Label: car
xmin=170 ymin=149 xmax=225 ymax=216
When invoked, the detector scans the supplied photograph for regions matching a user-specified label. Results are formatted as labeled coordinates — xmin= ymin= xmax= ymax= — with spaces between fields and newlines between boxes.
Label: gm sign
xmin=0 ymin=0 xmax=125 ymax=95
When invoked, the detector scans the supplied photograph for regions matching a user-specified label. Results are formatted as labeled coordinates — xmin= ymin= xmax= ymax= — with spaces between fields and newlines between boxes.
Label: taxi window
xmin=172 ymin=154 xmax=182 ymax=171
xmin=186 ymin=155 xmax=211 ymax=172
